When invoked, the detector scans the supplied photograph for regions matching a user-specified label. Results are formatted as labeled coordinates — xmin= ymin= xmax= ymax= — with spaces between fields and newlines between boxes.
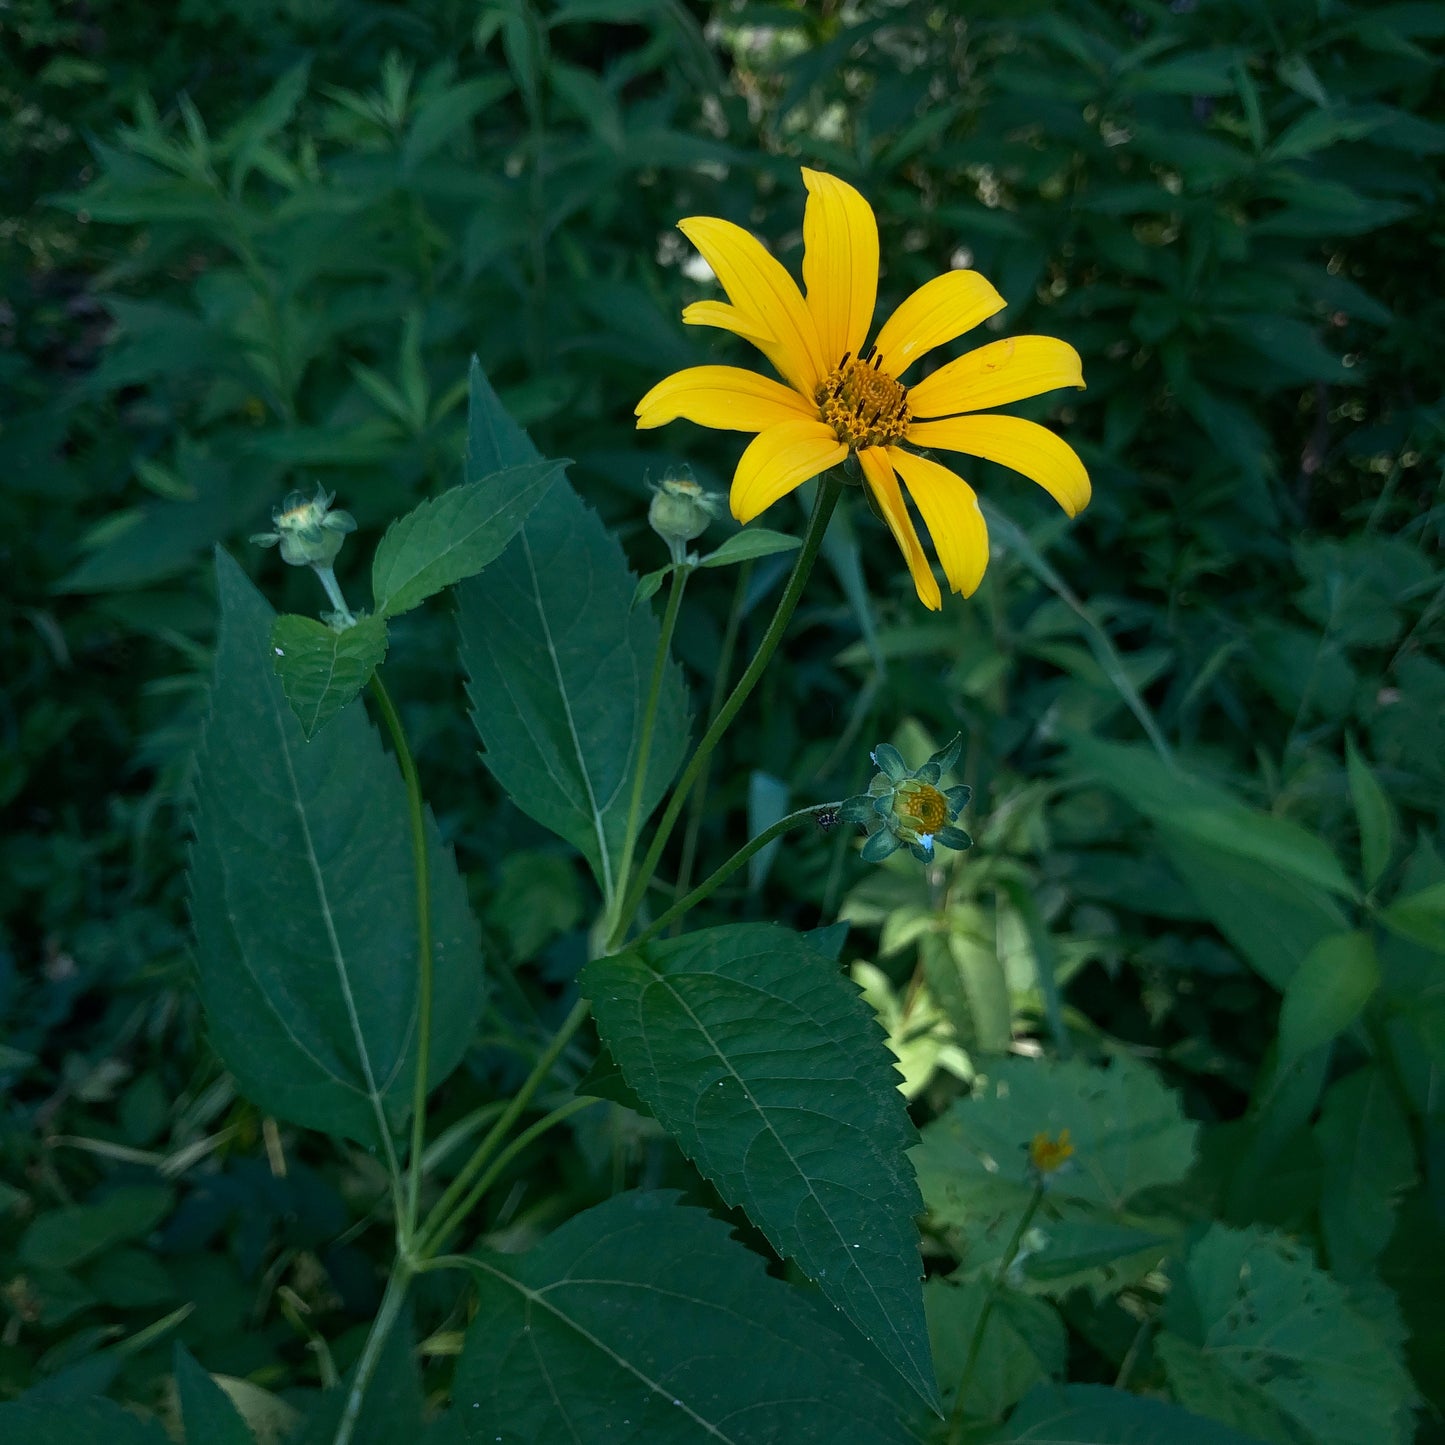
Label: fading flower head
xmin=840 ymin=735 xmax=972 ymax=864
xmin=636 ymin=168 xmax=1089 ymax=609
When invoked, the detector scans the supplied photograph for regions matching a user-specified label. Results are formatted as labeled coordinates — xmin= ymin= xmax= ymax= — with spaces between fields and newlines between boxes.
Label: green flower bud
xmin=841 ymin=734 xmax=973 ymax=865
xmin=251 ymin=485 xmax=356 ymax=569
xmin=648 ymin=475 xmax=719 ymax=564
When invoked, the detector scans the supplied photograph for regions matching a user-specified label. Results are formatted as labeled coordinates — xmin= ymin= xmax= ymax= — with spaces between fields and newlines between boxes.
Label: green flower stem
xmin=312 ymin=563 xmax=356 ymax=626
xmin=418 ymin=1096 xmax=600 ymax=1253
xmin=332 ymin=1260 xmax=413 ymax=1445
xmin=414 ymin=996 xmax=592 ymax=1257
xmin=368 ymin=671 xmax=433 ymax=1245
xmin=673 ymin=561 xmax=751 ymax=912
xmin=946 ymin=1182 xmax=1045 ymax=1445
xmin=610 ymin=564 xmax=690 ymax=932
xmin=607 ymin=474 xmax=843 ymax=951
xmin=628 ymin=803 xmax=844 ymax=952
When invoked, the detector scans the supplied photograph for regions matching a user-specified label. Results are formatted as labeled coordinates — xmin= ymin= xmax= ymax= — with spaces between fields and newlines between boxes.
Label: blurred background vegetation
xmin=2 ymin=0 xmax=1441 ymax=1437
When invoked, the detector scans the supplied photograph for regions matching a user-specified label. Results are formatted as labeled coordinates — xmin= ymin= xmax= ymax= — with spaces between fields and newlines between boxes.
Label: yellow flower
xmin=635 ymin=169 xmax=1090 ymax=610
xmin=1028 ymin=1128 xmax=1075 ymax=1176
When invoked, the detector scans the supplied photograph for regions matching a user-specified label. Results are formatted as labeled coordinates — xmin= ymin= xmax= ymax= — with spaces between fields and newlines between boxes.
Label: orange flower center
xmin=898 ymin=780 xmax=947 ymax=833
xmin=815 ymin=352 xmax=910 ymax=450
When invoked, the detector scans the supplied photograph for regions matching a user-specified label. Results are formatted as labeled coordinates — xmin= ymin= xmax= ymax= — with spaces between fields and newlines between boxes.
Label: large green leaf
xmin=457 ymin=472 xmax=688 ymax=905
xmin=270 ymin=614 xmax=389 ymax=740
xmin=189 ymin=551 xmax=484 ymax=1148
xmin=582 ymin=924 xmax=937 ymax=1410
xmin=1067 ymin=736 xmax=1356 ymax=901
xmin=1000 ymin=1384 xmax=1264 ymax=1443
xmin=1161 ymin=1224 xmax=1416 ymax=1445
xmin=445 ymin=1190 xmax=912 ymax=1444
xmin=370 ymin=460 xmax=563 ymax=619
xmin=913 ymin=1056 xmax=1195 ymax=1294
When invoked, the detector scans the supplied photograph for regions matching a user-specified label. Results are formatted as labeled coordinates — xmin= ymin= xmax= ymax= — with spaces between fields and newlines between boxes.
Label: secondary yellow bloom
xmin=635 ymin=169 xmax=1090 ymax=609
xmin=1028 ymin=1128 xmax=1075 ymax=1176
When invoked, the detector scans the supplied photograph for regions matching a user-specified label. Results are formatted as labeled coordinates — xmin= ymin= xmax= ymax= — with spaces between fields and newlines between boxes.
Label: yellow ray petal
xmin=871 ymin=270 xmax=1006 ymax=378
xmin=729 ymin=419 xmax=846 ymax=524
xmin=905 ymin=414 xmax=1091 ymax=517
xmin=682 ymin=299 xmax=773 ymax=346
xmin=636 ymin=366 xmax=814 ymax=433
xmin=888 ymin=447 xmax=989 ymax=598
xmin=678 ymin=216 xmax=825 ymax=395
xmin=858 ymin=447 xmax=941 ymax=611
xmin=908 ymin=336 xmax=1085 ymax=418
xmin=801 ymin=168 xmax=879 ymax=369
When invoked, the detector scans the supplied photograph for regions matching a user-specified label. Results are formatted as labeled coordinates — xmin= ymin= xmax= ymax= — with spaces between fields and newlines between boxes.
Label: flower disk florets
xmin=838 ymin=735 xmax=973 ymax=864
xmin=815 ymin=353 xmax=910 ymax=450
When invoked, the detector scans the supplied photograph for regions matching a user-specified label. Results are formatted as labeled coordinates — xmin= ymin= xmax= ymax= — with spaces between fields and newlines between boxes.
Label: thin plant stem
xmin=332 ymin=1261 xmax=413 ymax=1445
xmin=610 ymin=565 xmax=689 ymax=937
xmin=946 ymin=1183 xmax=1045 ymax=1444
xmin=674 ymin=561 xmax=751 ymax=908
xmin=312 ymin=564 xmax=356 ymax=626
xmin=415 ymin=996 xmax=592 ymax=1256
xmin=607 ymin=475 xmax=843 ymax=950
xmin=420 ymin=1097 xmax=600 ymax=1252
xmin=369 ymin=671 xmax=433 ymax=1244
xmin=628 ymin=803 xmax=844 ymax=952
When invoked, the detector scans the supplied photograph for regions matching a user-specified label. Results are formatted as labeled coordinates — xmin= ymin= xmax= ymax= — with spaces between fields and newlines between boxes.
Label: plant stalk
xmin=607 ymin=475 xmax=842 ymax=949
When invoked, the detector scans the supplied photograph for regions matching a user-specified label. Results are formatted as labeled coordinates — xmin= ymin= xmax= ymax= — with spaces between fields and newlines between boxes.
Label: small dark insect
xmin=814 ymin=808 xmax=842 ymax=833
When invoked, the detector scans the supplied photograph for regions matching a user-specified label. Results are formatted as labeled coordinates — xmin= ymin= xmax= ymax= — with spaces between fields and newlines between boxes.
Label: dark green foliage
xmin=1 ymin=0 xmax=1441 ymax=1438
xmin=446 ymin=1190 xmax=913 ymax=1444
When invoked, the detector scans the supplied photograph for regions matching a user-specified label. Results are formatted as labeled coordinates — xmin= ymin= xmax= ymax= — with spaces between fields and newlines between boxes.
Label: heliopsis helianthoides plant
xmin=636 ymin=167 xmax=1090 ymax=608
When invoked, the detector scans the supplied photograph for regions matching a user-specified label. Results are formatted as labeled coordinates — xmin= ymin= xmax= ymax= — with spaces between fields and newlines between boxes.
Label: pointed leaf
xmin=446 ymin=1190 xmax=912 ymax=1444
xmin=1277 ymin=930 xmax=1379 ymax=1068
xmin=457 ymin=474 xmax=688 ymax=904
xmin=463 ymin=355 xmax=538 ymax=474
xmin=270 ymin=615 xmax=389 ymax=739
xmin=582 ymin=924 xmax=938 ymax=1410
xmin=699 ymin=528 xmax=801 ymax=568
xmin=371 ymin=460 xmax=563 ymax=619
xmin=1345 ymin=736 xmax=1394 ymax=889
xmin=175 ymin=1344 xmax=254 ymax=1445
xmin=190 ymin=551 xmax=484 ymax=1148
xmin=1163 ymin=1224 xmax=1416 ymax=1445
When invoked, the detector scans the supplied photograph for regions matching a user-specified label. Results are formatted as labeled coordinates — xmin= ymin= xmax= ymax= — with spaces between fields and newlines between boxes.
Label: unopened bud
xmin=251 ymin=485 xmax=356 ymax=568
xmin=648 ymin=475 xmax=718 ymax=563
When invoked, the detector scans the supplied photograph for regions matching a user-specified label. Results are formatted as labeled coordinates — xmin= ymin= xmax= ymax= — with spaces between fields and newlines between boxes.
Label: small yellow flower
xmin=1028 ymin=1128 xmax=1074 ymax=1176
xmin=636 ymin=168 xmax=1090 ymax=609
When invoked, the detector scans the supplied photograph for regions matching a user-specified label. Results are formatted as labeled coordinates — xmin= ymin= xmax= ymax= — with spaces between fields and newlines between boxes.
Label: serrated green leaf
xmin=371 ymin=460 xmax=563 ymax=619
xmin=19 ymin=1186 xmax=174 ymax=1271
xmin=915 ymin=1055 xmax=1197 ymax=1222
xmin=582 ymin=924 xmax=938 ymax=1411
xmin=1155 ymin=1335 xmax=1302 ymax=1444
xmin=927 ymin=1278 xmax=1065 ymax=1422
xmin=1345 ymin=736 xmax=1394 ymax=889
xmin=1001 ymin=1384 xmax=1263 ymax=1443
xmin=1163 ymin=1224 xmax=1416 ymax=1445
xmin=270 ymin=615 xmax=388 ymax=739
xmin=1277 ymin=931 xmax=1379 ymax=1067
xmin=457 ymin=474 xmax=688 ymax=906
xmin=190 ymin=551 xmax=484 ymax=1148
xmin=446 ymin=1190 xmax=913 ymax=1444
xmin=699 ymin=528 xmax=801 ymax=568
xmin=0 ymin=1399 xmax=171 ymax=1445
xmin=175 ymin=1344 xmax=254 ymax=1445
